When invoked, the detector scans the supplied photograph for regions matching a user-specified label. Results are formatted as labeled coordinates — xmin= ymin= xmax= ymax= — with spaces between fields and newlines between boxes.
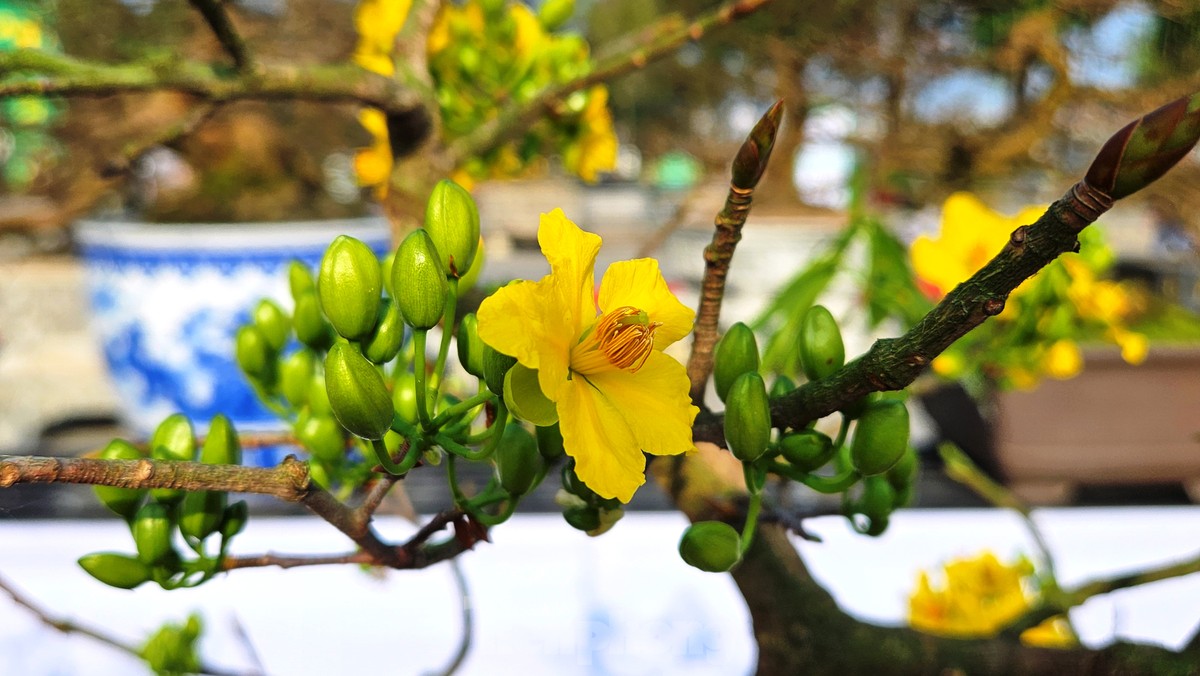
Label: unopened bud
xmin=318 ymin=235 xmax=382 ymax=340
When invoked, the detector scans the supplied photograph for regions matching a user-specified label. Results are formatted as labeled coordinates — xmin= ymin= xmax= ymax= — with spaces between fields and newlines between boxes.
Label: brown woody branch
xmin=188 ymin=0 xmax=254 ymax=72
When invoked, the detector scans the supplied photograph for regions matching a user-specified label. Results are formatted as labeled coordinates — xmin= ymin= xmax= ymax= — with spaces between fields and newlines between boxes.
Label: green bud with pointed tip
xmin=713 ymin=323 xmax=759 ymax=402
xmin=307 ymin=373 xmax=332 ymax=416
xmin=318 ymin=235 xmax=382 ymax=340
xmin=364 ymin=298 xmax=406 ymax=364
xmin=252 ymin=299 xmax=290 ymax=352
xmin=425 ymin=180 xmax=480 ymax=278
xmin=93 ymin=439 xmax=145 ymax=520
xmin=78 ymin=552 xmax=152 ymax=589
xmin=293 ymin=291 xmax=334 ymax=351
xmin=280 ymin=349 xmax=316 ymax=408
xmin=724 ymin=372 xmax=771 ymax=463
xmin=133 ymin=502 xmax=174 ymax=565
xmin=769 ymin=374 xmax=795 ymax=398
xmin=324 ymin=343 xmax=393 ymax=440
xmin=799 ymin=305 xmax=845 ymax=382
xmin=495 ymin=424 xmax=544 ymax=497
xmin=779 ymin=429 xmax=835 ymax=473
xmin=288 ymin=260 xmax=316 ymax=300
xmin=457 ymin=312 xmax=486 ymax=378
xmin=220 ymin=500 xmax=249 ymax=539
xmin=849 ymin=399 xmax=909 ymax=476
xmin=482 ymin=343 xmax=518 ymax=397
xmin=538 ymin=0 xmax=574 ymax=30
xmin=679 ymin=521 xmax=742 ymax=573
xmin=393 ymin=230 xmax=447 ymax=330
xmin=201 ymin=414 xmax=241 ymax=466
xmin=856 ymin=475 xmax=895 ymax=537
xmin=235 ymin=325 xmax=276 ymax=386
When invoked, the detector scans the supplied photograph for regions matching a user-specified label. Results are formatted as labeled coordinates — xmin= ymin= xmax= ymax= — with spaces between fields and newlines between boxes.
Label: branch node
xmin=982 ymin=298 xmax=1006 ymax=316
xmin=1009 ymin=225 xmax=1027 ymax=247
xmin=1061 ymin=180 xmax=1113 ymax=230
xmin=134 ymin=459 xmax=153 ymax=481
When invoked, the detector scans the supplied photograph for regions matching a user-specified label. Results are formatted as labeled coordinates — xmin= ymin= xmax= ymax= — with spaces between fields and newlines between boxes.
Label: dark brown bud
xmin=1085 ymin=92 xmax=1200 ymax=200
xmin=730 ymin=100 xmax=784 ymax=191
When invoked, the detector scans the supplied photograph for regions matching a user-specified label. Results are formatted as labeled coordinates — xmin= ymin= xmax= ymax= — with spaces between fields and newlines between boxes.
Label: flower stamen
xmin=571 ymin=306 xmax=660 ymax=374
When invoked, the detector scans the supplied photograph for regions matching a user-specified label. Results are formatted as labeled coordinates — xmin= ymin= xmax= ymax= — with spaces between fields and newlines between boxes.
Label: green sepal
xmin=482 ymin=343 xmax=518 ymax=397
xmin=503 ymin=364 xmax=558 ymax=426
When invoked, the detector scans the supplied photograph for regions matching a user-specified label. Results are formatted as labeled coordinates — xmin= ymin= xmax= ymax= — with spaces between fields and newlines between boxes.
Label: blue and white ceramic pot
xmin=75 ymin=217 xmax=392 ymax=466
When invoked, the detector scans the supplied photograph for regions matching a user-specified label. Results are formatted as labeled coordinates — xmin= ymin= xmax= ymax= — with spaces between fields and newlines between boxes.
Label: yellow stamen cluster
xmin=572 ymin=306 xmax=660 ymax=374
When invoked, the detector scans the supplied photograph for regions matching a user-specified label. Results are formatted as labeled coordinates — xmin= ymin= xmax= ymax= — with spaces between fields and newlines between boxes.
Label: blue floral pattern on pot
xmin=76 ymin=218 xmax=391 ymax=466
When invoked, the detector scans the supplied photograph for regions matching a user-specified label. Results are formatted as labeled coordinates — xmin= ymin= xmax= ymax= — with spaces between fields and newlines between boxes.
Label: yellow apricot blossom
xmin=911 ymin=192 xmax=1045 ymax=300
xmin=1042 ymin=339 xmax=1083 ymax=379
xmin=563 ymin=86 xmax=619 ymax=183
xmin=909 ymin=551 xmax=1075 ymax=648
xmin=477 ymin=210 xmax=698 ymax=502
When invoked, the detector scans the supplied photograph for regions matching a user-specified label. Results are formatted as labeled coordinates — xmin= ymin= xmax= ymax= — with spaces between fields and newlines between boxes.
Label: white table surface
xmin=2 ymin=507 xmax=1200 ymax=675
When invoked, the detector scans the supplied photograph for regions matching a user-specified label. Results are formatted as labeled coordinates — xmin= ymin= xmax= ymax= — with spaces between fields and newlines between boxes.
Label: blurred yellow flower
xmin=1042 ymin=339 xmax=1083 ymax=379
xmin=563 ymin=86 xmax=619 ymax=183
xmin=909 ymin=551 xmax=1075 ymax=648
xmin=911 ymin=193 xmax=1045 ymax=300
xmin=354 ymin=108 xmax=392 ymax=198
xmin=353 ymin=0 xmax=412 ymax=77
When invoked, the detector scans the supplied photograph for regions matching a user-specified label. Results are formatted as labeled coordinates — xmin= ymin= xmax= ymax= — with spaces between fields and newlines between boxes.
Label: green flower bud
xmin=364 ymin=298 xmax=406 ymax=364
xmin=391 ymin=371 xmax=419 ymax=425
xmin=324 ymin=343 xmax=394 ymax=440
xmin=563 ymin=505 xmax=601 ymax=532
xmin=887 ymin=446 xmax=919 ymax=493
xmin=678 ymin=521 xmax=742 ymax=573
xmin=179 ymin=490 xmax=225 ymax=542
xmin=93 ymin=439 xmax=145 ymax=520
xmin=856 ymin=475 xmax=895 ymax=537
xmin=307 ymin=373 xmax=332 ymax=416
xmin=133 ymin=502 xmax=174 ymax=565
xmin=588 ymin=506 xmax=624 ymax=537
xmin=536 ymin=422 xmax=565 ymax=461
xmin=296 ymin=413 xmax=346 ymax=462
xmin=279 ymin=349 xmax=316 ymax=408
xmin=252 ymin=299 xmax=290 ymax=352
xmin=724 ymin=372 xmax=771 ymax=463
xmin=849 ymin=399 xmax=909 ymax=476
xmin=769 ymin=374 xmax=795 ymax=398
xmin=220 ymin=500 xmax=249 ymax=539
xmin=799 ymin=305 xmax=845 ymax=381
xmin=779 ymin=430 xmax=835 ymax=473
xmin=151 ymin=413 xmax=195 ymax=462
xmin=150 ymin=414 xmax=194 ymax=503
xmin=482 ymin=343 xmax=518 ymax=397
xmin=381 ymin=252 xmax=396 ymax=298
xmin=504 ymin=364 xmax=558 ymax=426
xmin=293 ymin=291 xmax=334 ymax=351
xmin=495 ymin=424 xmax=545 ymax=497
xmin=425 ymin=179 xmax=481 ymax=278
xmin=538 ymin=0 xmax=574 ymax=30
xmin=456 ymin=313 xmax=486 ymax=378
xmin=288 ymin=259 xmax=316 ymax=300
xmin=318 ymin=235 xmax=382 ymax=340
xmin=392 ymin=230 xmax=448 ymax=330
xmin=713 ymin=323 xmax=759 ymax=402
xmin=78 ymin=552 xmax=152 ymax=589
xmin=235 ymin=325 xmax=276 ymax=386
xmin=200 ymin=414 xmax=241 ymax=466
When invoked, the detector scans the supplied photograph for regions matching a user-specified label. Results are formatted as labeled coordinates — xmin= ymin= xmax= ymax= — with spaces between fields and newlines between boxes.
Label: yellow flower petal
xmin=477 ymin=278 xmax=573 ymax=401
xmin=538 ymin=209 xmax=601 ymax=337
xmin=558 ymin=376 xmax=647 ymax=502
xmin=598 ymin=258 xmax=695 ymax=349
xmin=580 ymin=351 xmax=697 ymax=458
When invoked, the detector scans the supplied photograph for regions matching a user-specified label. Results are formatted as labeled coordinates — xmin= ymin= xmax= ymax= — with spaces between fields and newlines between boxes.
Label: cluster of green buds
xmin=81 ymin=414 xmax=247 ymax=590
xmin=682 ymin=306 xmax=918 ymax=573
xmin=228 ymin=180 xmax=562 ymax=528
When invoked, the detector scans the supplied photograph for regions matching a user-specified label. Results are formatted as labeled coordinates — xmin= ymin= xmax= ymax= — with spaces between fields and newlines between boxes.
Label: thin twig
xmin=431 ymin=559 xmax=473 ymax=676
xmin=222 ymin=551 xmax=373 ymax=571
xmin=445 ymin=0 xmax=775 ymax=165
xmin=187 ymin=0 xmax=254 ymax=71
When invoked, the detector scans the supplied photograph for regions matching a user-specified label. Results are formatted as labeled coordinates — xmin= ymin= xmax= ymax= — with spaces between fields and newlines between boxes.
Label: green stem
xmin=770 ymin=460 xmax=860 ymax=494
xmin=414 ymin=330 xmax=431 ymax=428
xmin=370 ymin=437 xmax=421 ymax=476
xmin=740 ymin=490 xmax=763 ymax=555
xmin=431 ymin=278 xmax=459 ymax=399
xmin=431 ymin=390 xmax=492 ymax=429
xmin=446 ymin=454 xmax=468 ymax=507
xmin=833 ymin=413 xmax=850 ymax=449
